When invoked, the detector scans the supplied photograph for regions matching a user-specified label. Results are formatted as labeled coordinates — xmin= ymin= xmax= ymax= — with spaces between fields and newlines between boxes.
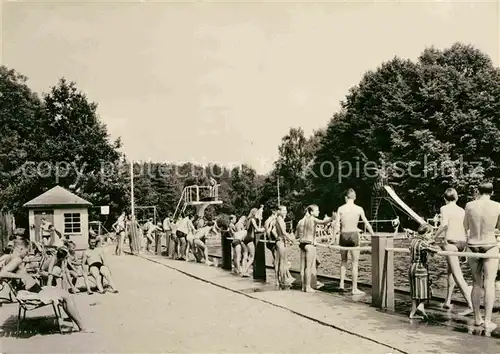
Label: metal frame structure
xmin=135 ymin=206 xmax=158 ymax=225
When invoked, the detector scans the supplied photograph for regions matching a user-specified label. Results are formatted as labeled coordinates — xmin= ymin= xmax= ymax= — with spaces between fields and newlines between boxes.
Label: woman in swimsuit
xmin=241 ymin=208 xmax=265 ymax=277
xmin=232 ymin=216 xmax=246 ymax=274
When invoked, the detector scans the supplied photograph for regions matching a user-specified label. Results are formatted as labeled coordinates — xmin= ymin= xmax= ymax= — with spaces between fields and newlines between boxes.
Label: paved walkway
xmin=1 ymin=248 xmax=394 ymax=353
xmin=1 ymin=247 xmax=499 ymax=353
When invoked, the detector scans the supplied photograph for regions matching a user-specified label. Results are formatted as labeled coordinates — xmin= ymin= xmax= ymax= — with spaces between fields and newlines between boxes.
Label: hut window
xmin=64 ymin=213 xmax=81 ymax=234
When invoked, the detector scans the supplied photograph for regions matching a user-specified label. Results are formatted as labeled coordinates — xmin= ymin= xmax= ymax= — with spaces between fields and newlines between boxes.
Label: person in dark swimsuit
xmin=241 ymin=209 xmax=265 ymax=277
xmin=232 ymin=216 xmax=246 ymax=274
xmin=334 ymin=189 xmax=374 ymax=295
xmin=83 ymin=238 xmax=118 ymax=294
xmin=463 ymin=182 xmax=500 ymax=330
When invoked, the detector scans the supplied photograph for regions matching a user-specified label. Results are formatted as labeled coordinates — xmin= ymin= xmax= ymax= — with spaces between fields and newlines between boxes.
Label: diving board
xmin=383 ymin=186 xmax=426 ymax=225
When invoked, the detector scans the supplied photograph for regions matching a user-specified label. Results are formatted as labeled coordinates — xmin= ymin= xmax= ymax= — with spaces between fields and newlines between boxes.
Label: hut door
xmin=33 ymin=211 xmax=54 ymax=243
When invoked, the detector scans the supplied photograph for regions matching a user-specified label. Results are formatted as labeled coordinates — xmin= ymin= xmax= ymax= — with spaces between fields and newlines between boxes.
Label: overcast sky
xmin=2 ymin=0 xmax=498 ymax=174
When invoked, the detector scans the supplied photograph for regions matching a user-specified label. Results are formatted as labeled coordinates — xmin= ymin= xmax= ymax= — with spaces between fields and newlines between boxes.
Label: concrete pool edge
xmin=136 ymin=252 xmax=500 ymax=354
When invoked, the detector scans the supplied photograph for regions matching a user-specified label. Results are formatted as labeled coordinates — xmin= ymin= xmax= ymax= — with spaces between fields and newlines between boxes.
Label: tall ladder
xmin=370 ymin=173 xmax=389 ymax=233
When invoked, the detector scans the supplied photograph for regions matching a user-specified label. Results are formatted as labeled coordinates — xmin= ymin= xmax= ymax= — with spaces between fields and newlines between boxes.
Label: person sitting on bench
xmin=82 ymin=238 xmax=118 ymax=294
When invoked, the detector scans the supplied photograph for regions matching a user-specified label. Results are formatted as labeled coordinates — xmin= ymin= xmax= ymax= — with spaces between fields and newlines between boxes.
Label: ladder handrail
xmin=173 ymin=187 xmax=187 ymax=221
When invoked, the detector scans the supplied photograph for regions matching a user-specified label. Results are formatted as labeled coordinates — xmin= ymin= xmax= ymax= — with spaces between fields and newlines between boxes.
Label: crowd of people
xmin=0 ymin=222 xmax=120 ymax=333
xmin=2 ymin=180 xmax=500 ymax=336
xmin=124 ymin=182 xmax=500 ymax=332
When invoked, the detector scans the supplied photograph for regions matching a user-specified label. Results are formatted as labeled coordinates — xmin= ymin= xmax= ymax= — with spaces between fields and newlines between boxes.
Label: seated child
xmin=46 ymin=246 xmax=69 ymax=288
xmin=65 ymin=241 xmax=93 ymax=294
xmin=409 ymin=224 xmax=440 ymax=319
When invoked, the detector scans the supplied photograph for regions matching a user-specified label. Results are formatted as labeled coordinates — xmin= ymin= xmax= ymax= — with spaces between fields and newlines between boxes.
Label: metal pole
xmin=277 ymin=175 xmax=280 ymax=207
xmin=130 ymin=160 xmax=135 ymax=217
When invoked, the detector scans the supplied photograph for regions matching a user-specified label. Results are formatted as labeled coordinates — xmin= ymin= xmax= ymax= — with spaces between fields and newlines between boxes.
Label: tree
xmin=0 ymin=72 xmax=128 ymax=226
xmin=229 ymin=164 xmax=261 ymax=216
xmin=311 ymin=43 xmax=500 ymax=220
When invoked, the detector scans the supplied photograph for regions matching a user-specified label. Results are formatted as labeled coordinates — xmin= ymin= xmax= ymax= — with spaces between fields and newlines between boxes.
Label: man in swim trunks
xmin=176 ymin=213 xmax=195 ymax=261
xmin=0 ymin=239 xmax=90 ymax=333
xmin=434 ymin=188 xmax=473 ymax=315
xmin=83 ymin=238 xmax=118 ymax=294
xmin=296 ymin=205 xmax=333 ymax=292
xmin=39 ymin=217 xmax=52 ymax=246
xmin=463 ymin=182 xmax=500 ymax=330
xmin=256 ymin=205 xmax=264 ymax=228
xmin=334 ymin=188 xmax=374 ymax=295
xmin=112 ymin=211 xmax=127 ymax=256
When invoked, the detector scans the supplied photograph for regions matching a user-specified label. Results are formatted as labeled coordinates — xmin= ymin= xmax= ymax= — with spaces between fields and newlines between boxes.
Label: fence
xmin=0 ymin=212 xmax=14 ymax=252
xmin=217 ymin=232 xmax=500 ymax=312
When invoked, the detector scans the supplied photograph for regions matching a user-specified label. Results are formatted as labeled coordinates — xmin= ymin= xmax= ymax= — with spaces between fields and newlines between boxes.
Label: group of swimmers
xmin=408 ymin=182 xmax=500 ymax=331
xmin=216 ymin=190 xmax=373 ymax=295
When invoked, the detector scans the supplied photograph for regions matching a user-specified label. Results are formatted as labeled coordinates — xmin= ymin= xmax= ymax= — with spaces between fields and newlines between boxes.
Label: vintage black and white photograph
xmin=1 ymin=0 xmax=500 ymax=353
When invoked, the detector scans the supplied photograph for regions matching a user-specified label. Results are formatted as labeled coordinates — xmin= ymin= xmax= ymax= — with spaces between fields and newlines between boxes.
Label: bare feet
xmin=458 ymin=308 xmax=473 ymax=317
xmin=483 ymin=321 xmax=497 ymax=330
xmin=352 ymin=289 xmax=365 ymax=296
xmin=416 ymin=303 xmax=428 ymax=318
xmin=409 ymin=313 xmax=424 ymax=319
xmin=78 ymin=327 xmax=95 ymax=334
xmin=305 ymin=287 xmax=316 ymax=293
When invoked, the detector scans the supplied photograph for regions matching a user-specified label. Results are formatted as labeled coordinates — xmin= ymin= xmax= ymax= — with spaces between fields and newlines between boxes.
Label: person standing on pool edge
xmin=463 ymin=182 xmax=500 ymax=330
xmin=333 ymin=188 xmax=374 ymax=295
xmin=434 ymin=188 xmax=473 ymax=315
xmin=296 ymin=205 xmax=333 ymax=292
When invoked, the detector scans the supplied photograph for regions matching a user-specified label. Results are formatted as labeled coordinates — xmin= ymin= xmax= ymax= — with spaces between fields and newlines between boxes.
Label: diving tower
xmin=173 ymin=184 xmax=223 ymax=221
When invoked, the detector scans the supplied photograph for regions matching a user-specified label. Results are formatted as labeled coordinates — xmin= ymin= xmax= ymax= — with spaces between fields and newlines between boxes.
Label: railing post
xmin=196 ymin=186 xmax=200 ymax=202
xmin=155 ymin=230 xmax=162 ymax=255
xmin=253 ymin=231 xmax=266 ymax=281
xmin=371 ymin=234 xmax=394 ymax=311
xmin=165 ymin=230 xmax=174 ymax=257
xmin=220 ymin=230 xmax=232 ymax=270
